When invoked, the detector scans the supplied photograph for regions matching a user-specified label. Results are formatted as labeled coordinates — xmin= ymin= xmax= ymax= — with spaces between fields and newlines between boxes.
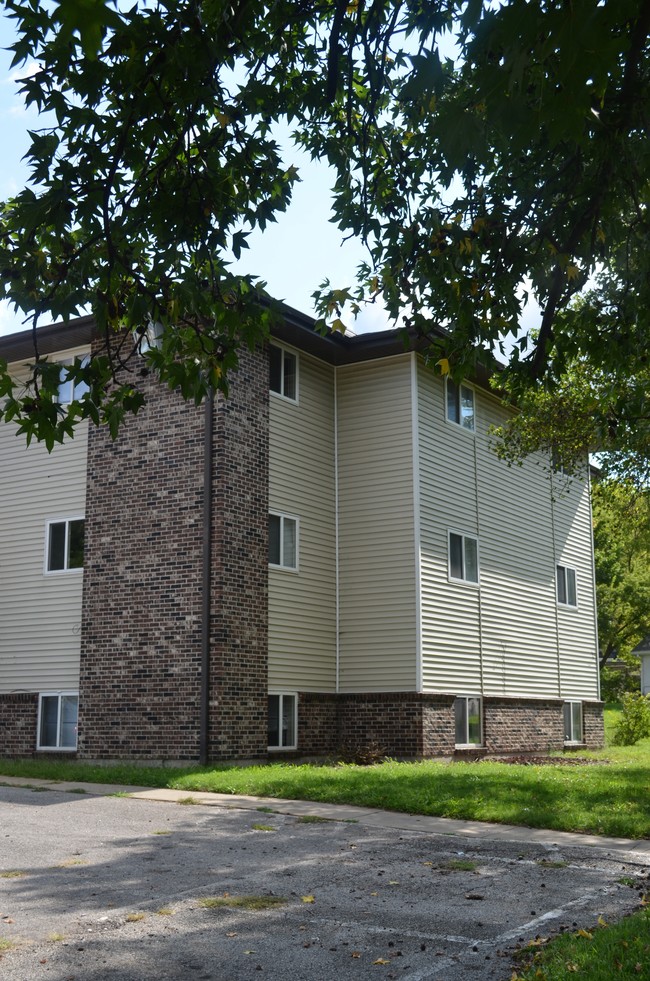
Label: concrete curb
xmin=2 ymin=774 xmax=649 ymax=857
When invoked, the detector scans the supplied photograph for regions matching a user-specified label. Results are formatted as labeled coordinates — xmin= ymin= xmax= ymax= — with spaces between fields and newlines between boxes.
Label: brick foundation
xmin=78 ymin=344 xmax=269 ymax=762
xmin=299 ymin=693 xmax=456 ymax=758
xmin=0 ymin=694 xmax=38 ymax=757
xmin=483 ymin=697 xmax=566 ymax=754
xmin=298 ymin=692 xmax=604 ymax=759
xmin=583 ymin=700 xmax=605 ymax=748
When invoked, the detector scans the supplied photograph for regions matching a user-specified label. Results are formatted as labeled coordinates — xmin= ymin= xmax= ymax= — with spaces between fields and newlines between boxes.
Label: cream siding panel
xmin=269 ymin=348 xmax=337 ymax=690
xmin=337 ymin=356 xmax=417 ymax=692
xmin=554 ymin=474 xmax=599 ymax=698
xmin=0 ymin=346 xmax=89 ymax=695
xmin=418 ymin=362 xmax=598 ymax=700
xmin=418 ymin=362 xmax=481 ymax=692
xmin=475 ymin=394 xmax=560 ymax=697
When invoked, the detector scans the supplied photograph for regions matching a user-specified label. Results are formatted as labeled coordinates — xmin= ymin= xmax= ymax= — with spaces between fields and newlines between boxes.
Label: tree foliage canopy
xmin=0 ymin=0 xmax=649 ymax=459
xmin=592 ymin=479 xmax=650 ymax=668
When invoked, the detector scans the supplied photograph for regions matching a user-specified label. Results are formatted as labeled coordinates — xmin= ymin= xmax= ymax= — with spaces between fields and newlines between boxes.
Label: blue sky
xmin=0 ymin=12 xmax=392 ymax=339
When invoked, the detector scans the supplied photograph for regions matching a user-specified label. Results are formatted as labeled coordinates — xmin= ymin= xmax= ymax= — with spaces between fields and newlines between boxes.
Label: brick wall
xmin=484 ymin=697 xmax=565 ymax=753
xmin=0 ymin=694 xmax=38 ymax=756
xmin=78 ymin=344 xmax=269 ymax=762
xmin=300 ymin=692 xmax=456 ymax=758
xmin=207 ymin=346 xmax=269 ymax=759
xmin=298 ymin=692 xmax=604 ymax=759
xmin=583 ymin=700 xmax=605 ymax=748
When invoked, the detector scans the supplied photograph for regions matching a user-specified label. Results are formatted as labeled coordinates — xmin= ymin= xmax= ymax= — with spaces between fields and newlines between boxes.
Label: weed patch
xmin=441 ymin=859 xmax=478 ymax=872
xmin=126 ymin=913 xmax=146 ymax=922
xmin=251 ymin=823 xmax=276 ymax=832
xmin=296 ymin=814 xmax=334 ymax=824
xmin=0 ymin=870 xmax=25 ymax=879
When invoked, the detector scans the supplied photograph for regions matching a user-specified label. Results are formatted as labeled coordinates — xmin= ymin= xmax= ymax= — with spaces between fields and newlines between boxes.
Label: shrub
xmin=612 ymin=692 xmax=650 ymax=745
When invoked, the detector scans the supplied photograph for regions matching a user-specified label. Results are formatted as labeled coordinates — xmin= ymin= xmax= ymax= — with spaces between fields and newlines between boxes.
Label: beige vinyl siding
xmin=418 ymin=362 xmax=599 ymax=700
xmin=553 ymin=473 xmax=599 ymax=698
xmin=337 ymin=355 xmax=417 ymax=692
xmin=418 ymin=362 xmax=481 ymax=692
xmin=268 ymin=346 xmax=337 ymax=690
xmin=0 ymin=347 xmax=89 ymax=694
xmin=474 ymin=393 xmax=560 ymax=697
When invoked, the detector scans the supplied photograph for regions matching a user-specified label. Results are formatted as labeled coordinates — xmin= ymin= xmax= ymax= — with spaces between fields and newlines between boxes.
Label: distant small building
xmin=632 ymin=637 xmax=650 ymax=695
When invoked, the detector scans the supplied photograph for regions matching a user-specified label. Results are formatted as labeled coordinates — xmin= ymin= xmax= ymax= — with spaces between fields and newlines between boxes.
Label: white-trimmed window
xmin=37 ymin=692 xmax=78 ymax=750
xmin=563 ymin=701 xmax=583 ymax=743
xmin=269 ymin=512 xmax=298 ymax=570
xmin=268 ymin=693 xmax=297 ymax=750
xmin=45 ymin=518 xmax=85 ymax=573
xmin=455 ymin=696 xmax=482 ymax=747
xmin=446 ymin=379 xmax=475 ymax=431
xmin=449 ymin=531 xmax=479 ymax=584
xmin=556 ymin=564 xmax=577 ymax=607
xmin=56 ymin=357 xmax=90 ymax=405
xmin=270 ymin=343 xmax=298 ymax=401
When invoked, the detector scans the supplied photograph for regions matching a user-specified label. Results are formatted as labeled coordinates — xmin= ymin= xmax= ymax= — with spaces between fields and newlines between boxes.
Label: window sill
xmin=270 ymin=390 xmax=298 ymax=406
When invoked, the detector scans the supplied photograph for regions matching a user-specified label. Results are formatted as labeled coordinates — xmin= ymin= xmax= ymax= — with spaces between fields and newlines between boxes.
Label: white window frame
xmin=563 ymin=701 xmax=583 ymax=744
xmin=269 ymin=511 xmax=299 ymax=572
xmin=454 ymin=695 xmax=482 ymax=748
xmin=56 ymin=356 xmax=90 ymax=406
xmin=445 ymin=378 xmax=475 ymax=432
xmin=269 ymin=343 xmax=298 ymax=403
xmin=37 ymin=692 xmax=79 ymax=751
xmin=268 ymin=692 xmax=298 ymax=751
xmin=556 ymin=564 xmax=578 ymax=608
xmin=448 ymin=530 xmax=480 ymax=585
xmin=44 ymin=516 xmax=85 ymax=575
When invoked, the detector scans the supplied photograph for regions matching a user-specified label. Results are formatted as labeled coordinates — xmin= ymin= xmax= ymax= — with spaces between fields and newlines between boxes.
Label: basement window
xmin=455 ymin=696 xmax=482 ymax=747
xmin=268 ymin=693 xmax=297 ymax=750
xmin=37 ymin=693 xmax=78 ymax=751
xmin=563 ymin=701 xmax=583 ymax=744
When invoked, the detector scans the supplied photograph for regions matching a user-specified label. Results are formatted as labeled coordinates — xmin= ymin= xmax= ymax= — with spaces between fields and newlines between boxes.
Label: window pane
xmin=450 ymin=533 xmax=463 ymax=579
xmin=281 ymin=695 xmax=296 ymax=747
xmin=269 ymin=515 xmax=281 ymax=564
xmin=464 ymin=538 xmax=478 ymax=583
xmin=48 ymin=523 xmax=66 ymax=571
xmin=460 ymin=385 xmax=475 ymax=431
xmin=566 ymin=568 xmax=577 ymax=606
xmin=467 ymin=697 xmax=481 ymax=744
xmin=39 ymin=696 xmax=59 ymax=747
xmin=572 ymin=702 xmax=582 ymax=741
xmin=447 ymin=380 xmax=459 ymax=423
xmin=557 ymin=566 xmax=567 ymax=605
xmin=57 ymin=364 xmax=73 ymax=405
xmin=454 ymin=698 xmax=467 ymax=744
xmin=283 ymin=518 xmax=296 ymax=568
xmin=60 ymin=695 xmax=78 ymax=748
xmin=269 ymin=345 xmax=282 ymax=394
xmin=283 ymin=352 xmax=296 ymax=400
xmin=268 ymin=695 xmax=280 ymax=747
xmin=68 ymin=520 xmax=85 ymax=569
xmin=72 ymin=357 xmax=90 ymax=401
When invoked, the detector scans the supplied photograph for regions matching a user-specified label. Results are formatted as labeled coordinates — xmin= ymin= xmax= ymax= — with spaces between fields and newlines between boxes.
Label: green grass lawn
xmin=511 ymin=908 xmax=650 ymax=981
xmin=0 ymin=705 xmax=648 ymax=839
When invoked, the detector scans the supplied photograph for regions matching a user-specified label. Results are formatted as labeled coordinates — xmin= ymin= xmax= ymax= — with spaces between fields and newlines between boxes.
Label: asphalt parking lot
xmin=0 ymin=780 xmax=648 ymax=980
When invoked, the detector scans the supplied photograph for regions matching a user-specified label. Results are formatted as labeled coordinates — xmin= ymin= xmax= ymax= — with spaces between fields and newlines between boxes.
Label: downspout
xmin=199 ymin=387 xmax=214 ymax=766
